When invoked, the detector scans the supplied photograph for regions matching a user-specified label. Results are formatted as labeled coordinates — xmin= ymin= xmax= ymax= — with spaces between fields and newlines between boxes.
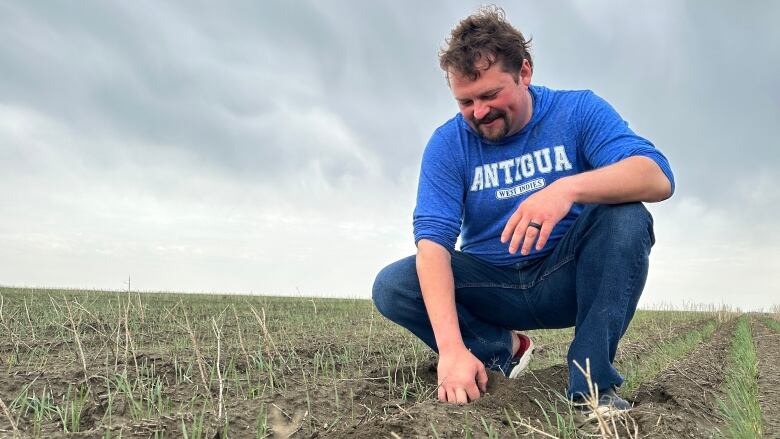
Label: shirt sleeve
xmin=412 ymin=128 xmax=464 ymax=251
xmin=577 ymin=91 xmax=675 ymax=194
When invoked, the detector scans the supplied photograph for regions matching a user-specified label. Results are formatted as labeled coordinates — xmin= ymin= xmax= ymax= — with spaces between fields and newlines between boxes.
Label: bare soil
xmin=332 ymin=363 xmax=570 ymax=438
xmin=626 ymin=318 xmax=736 ymax=438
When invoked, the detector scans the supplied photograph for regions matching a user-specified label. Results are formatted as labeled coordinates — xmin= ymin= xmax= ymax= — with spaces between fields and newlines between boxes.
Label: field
xmin=0 ymin=287 xmax=777 ymax=438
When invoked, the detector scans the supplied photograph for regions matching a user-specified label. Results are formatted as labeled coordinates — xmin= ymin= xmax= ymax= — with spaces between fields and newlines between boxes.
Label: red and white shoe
xmin=508 ymin=332 xmax=535 ymax=378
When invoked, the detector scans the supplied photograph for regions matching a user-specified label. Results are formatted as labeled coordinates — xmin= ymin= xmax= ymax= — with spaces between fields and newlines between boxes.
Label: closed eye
xmin=456 ymin=88 xmax=501 ymax=106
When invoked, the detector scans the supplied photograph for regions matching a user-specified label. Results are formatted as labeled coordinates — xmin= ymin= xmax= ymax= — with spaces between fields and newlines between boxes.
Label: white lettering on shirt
xmin=484 ymin=163 xmax=499 ymax=189
xmin=495 ymin=178 xmax=546 ymax=199
xmin=498 ymin=159 xmax=515 ymax=184
xmin=470 ymin=146 xmax=573 ymax=193
xmin=553 ymin=145 xmax=573 ymax=171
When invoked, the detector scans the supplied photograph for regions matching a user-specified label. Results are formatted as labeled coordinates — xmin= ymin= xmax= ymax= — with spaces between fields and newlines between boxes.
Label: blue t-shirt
xmin=413 ymin=85 xmax=675 ymax=266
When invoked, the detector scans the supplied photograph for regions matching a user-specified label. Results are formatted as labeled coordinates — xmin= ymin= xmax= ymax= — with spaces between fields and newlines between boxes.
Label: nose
xmin=473 ymin=100 xmax=490 ymax=120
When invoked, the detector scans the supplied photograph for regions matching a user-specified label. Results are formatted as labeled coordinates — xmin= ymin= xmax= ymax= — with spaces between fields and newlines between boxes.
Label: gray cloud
xmin=0 ymin=1 xmax=777 ymax=306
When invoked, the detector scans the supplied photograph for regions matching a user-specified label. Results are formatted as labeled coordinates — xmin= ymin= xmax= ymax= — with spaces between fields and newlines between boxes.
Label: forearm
xmin=558 ymin=156 xmax=672 ymax=204
xmin=416 ymin=239 xmax=464 ymax=353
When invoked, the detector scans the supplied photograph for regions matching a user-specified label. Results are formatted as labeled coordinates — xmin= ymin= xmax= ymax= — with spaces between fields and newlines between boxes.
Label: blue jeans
xmin=372 ymin=203 xmax=655 ymax=397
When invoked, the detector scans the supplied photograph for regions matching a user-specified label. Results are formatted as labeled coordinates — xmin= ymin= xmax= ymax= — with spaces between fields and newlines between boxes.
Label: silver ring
xmin=528 ymin=221 xmax=542 ymax=230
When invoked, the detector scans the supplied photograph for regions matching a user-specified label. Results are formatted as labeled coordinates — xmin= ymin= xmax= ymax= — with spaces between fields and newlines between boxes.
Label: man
xmin=372 ymin=7 xmax=674 ymax=413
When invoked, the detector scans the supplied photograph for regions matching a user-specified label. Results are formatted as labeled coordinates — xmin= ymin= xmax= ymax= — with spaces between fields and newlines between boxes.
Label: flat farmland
xmin=0 ymin=287 xmax=776 ymax=438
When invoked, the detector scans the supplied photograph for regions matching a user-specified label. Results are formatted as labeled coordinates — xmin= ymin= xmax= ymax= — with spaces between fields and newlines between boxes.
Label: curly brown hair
xmin=439 ymin=6 xmax=533 ymax=83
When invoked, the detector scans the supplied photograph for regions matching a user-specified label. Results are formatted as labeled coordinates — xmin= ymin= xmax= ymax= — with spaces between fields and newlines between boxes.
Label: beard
xmin=475 ymin=110 xmax=510 ymax=142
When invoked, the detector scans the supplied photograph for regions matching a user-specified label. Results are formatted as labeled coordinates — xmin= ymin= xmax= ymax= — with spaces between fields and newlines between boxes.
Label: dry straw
xmin=65 ymin=298 xmax=89 ymax=381
xmin=572 ymin=359 xmax=639 ymax=439
xmin=212 ymin=316 xmax=225 ymax=421
xmin=183 ymin=306 xmax=211 ymax=396
xmin=0 ymin=393 xmax=19 ymax=438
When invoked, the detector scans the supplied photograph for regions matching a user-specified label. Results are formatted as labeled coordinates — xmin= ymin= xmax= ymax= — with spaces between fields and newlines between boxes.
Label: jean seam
xmin=541 ymin=253 xmax=575 ymax=280
xmin=518 ymin=286 xmax=545 ymax=329
xmin=515 ymin=253 xmax=575 ymax=291
xmin=456 ymin=282 xmax=523 ymax=289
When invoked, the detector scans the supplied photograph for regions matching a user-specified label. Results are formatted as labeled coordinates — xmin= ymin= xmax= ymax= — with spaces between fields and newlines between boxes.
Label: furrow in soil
xmin=628 ymin=318 xmax=736 ymax=438
xmin=752 ymin=317 xmax=780 ymax=438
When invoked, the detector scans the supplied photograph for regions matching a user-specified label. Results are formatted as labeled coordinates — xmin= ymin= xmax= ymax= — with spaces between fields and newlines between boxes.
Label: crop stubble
xmin=753 ymin=318 xmax=780 ymax=438
xmin=0 ymin=288 xmax=772 ymax=438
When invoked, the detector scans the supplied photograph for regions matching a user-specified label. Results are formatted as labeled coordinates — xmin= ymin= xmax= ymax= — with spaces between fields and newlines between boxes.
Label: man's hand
xmin=501 ymin=179 xmax=574 ymax=255
xmin=416 ymin=240 xmax=487 ymax=403
xmin=437 ymin=346 xmax=488 ymax=404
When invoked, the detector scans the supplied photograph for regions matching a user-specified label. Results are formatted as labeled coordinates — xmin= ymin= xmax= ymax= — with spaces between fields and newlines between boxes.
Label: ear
xmin=519 ymin=59 xmax=533 ymax=86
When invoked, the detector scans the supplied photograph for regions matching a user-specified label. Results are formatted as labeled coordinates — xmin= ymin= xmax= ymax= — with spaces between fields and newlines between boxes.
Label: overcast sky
xmin=1 ymin=1 xmax=778 ymax=309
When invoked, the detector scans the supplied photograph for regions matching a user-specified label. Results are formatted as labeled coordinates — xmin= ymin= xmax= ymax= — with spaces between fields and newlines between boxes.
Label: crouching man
xmin=372 ymin=6 xmax=674 ymax=415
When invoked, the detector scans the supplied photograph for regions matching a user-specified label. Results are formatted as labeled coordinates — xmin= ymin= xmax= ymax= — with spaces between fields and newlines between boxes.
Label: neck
xmin=509 ymin=88 xmax=534 ymax=136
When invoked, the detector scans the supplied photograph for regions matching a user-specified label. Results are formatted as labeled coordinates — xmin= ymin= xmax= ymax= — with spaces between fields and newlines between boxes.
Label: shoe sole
xmin=508 ymin=337 xmax=535 ymax=379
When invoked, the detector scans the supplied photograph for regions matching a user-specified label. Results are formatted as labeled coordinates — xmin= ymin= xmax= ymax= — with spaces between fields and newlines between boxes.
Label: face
xmin=449 ymin=59 xmax=533 ymax=142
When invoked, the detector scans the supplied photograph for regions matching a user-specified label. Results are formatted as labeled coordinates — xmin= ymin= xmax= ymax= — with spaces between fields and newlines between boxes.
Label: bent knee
xmin=591 ymin=203 xmax=655 ymax=249
xmin=593 ymin=202 xmax=649 ymax=222
xmin=372 ymin=255 xmax=419 ymax=317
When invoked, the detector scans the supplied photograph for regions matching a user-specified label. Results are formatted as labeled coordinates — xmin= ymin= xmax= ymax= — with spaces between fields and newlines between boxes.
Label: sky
xmin=1 ymin=1 xmax=778 ymax=309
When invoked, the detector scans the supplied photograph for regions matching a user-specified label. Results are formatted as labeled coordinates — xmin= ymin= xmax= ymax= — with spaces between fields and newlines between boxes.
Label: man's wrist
xmin=437 ymin=339 xmax=467 ymax=354
xmin=554 ymin=175 xmax=580 ymax=204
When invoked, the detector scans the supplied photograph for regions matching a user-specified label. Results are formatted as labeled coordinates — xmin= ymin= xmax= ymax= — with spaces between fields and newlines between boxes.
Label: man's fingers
xmin=520 ymin=225 xmax=540 ymax=255
xmin=465 ymin=381 xmax=481 ymax=402
xmin=477 ymin=367 xmax=488 ymax=393
xmin=447 ymin=386 xmax=458 ymax=404
xmin=508 ymin=217 xmax=531 ymax=254
xmin=440 ymin=384 xmax=477 ymax=404
xmin=455 ymin=388 xmax=469 ymax=405
xmin=535 ymin=221 xmax=555 ymax=251
xmin=501 ymin=210 xmax=523 ymax=243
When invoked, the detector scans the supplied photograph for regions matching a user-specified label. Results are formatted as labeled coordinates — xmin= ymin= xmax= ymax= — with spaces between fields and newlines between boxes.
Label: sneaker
xmin=573 ymin=388 xmax=631 ymax=420
xmin=508 ymin=332 xmax=534 ymax=378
